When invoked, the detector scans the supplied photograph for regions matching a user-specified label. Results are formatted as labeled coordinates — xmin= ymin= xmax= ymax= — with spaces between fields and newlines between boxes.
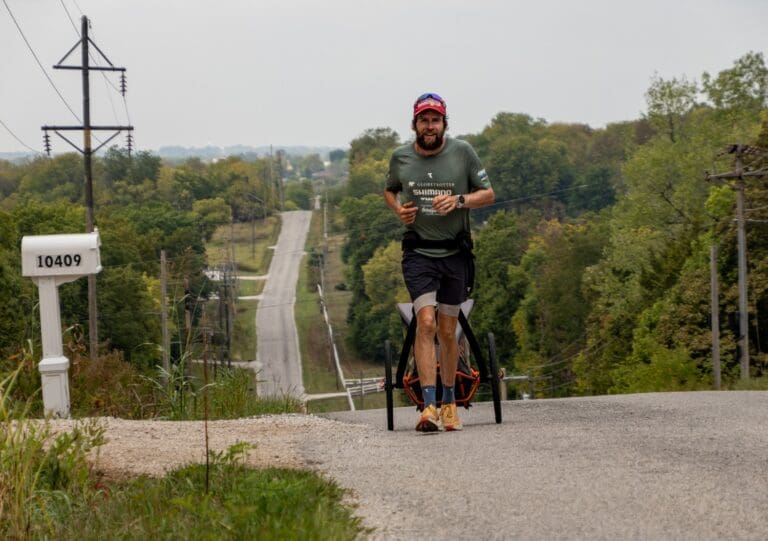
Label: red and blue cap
xmin=413 ymin=92 xmax=447 ymax=118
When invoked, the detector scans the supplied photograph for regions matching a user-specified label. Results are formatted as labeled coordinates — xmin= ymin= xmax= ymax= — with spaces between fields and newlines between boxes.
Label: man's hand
xmin=398 ymin=201 xmax=418 ymax=224
xmin=432 ymin=194 xmax=457 ymax=216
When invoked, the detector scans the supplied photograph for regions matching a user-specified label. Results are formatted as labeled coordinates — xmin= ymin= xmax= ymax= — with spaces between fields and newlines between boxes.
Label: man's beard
xmin=416 ymin=129 xmax=445 ymax=151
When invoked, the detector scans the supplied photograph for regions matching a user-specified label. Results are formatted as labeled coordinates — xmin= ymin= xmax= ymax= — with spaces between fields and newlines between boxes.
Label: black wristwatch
xmin=456 ymin=194 xmax=465 ymax=208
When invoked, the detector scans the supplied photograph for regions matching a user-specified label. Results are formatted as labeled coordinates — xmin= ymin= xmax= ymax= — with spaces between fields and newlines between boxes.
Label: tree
xmin=510 ymin=218 xmax=608 ymax=395
xmin=284 ymin=180 xmax=313 ymax=210
xmin=329 ymin=149 xmax=347 ymax=162
xmin=192 ymin=198 xmax=233 ymax=241
xmin=348 ymin=128 xmax=400 ymax=165
xmin=339 ymin=193 xmax=401 ymax=358
xmin=471 ymin=211 xmax=534 ymax=366
xmin=359 ymin=240 xmax=409 ymax=356
xmin=0 ymin=210 xmax=30 ymax=355
xmin=702 ymin=51 xmax=768 ymax=113
xmin=645 ymin=74 xmax=698 ymax=143
xmin=18 ymin=154 xmax=83 ymax=203
xmin=300 ymin=154 xmax=325 ymax=178
xmin=347 ymin=158 xmax=388 ymax=199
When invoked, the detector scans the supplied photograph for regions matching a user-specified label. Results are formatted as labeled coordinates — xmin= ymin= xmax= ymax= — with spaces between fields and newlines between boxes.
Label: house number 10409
xmin=37 ymin=254 xmax=82 ymax=268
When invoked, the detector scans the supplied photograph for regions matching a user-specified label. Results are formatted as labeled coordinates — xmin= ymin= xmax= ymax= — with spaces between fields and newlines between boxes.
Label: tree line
xmin=335 ymin=52 xmax=768 ymax=396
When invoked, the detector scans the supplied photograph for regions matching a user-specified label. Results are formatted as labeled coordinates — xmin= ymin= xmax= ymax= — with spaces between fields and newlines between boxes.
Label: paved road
xmin=255 ymin=210 xmax=312 ymax=398
xmin=314 ymin=391 xmax=768 ymax=540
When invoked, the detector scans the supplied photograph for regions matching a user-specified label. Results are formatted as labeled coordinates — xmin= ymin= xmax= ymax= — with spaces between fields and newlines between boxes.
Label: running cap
xmin=413 ymin=92 xmax=447 ymax=117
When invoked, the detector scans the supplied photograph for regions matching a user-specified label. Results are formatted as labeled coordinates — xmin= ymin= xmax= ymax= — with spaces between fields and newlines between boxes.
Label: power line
xmin=0 ymin=117 xmax=45 ymax=155
xmin=59 ymin=0 xmax=78 ymax=34
xmin=70 ymin=0 xmax=84 ymax=16
xmin=2 ymin=0 xmax=82 ymax=123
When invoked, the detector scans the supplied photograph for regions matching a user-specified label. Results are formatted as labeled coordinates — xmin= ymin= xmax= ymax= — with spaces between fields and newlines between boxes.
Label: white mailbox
xmin=22 ymin=232 xmax=102 ymax=279
xmin=20 ymin=230 xmax=102 ymax=418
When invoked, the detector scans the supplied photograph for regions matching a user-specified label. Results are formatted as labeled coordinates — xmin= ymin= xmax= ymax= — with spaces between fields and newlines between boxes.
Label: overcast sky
xmin=1 ymin=0 xmax=767 ymax=154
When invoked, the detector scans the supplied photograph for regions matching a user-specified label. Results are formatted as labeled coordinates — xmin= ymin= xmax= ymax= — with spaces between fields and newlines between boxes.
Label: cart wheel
xmin=488 ymin=333 xmax=502 ymax=424
xmin=384 ymin=340 xmax=394 ymax=431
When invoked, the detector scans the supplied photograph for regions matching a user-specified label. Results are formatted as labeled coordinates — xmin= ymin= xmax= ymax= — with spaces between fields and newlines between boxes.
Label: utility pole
xmin=43 ymin=15 xmax=133 ymax=361
xmin=709 ymin=244 xmax=721 ymax=390
xmin=160 ymin=250 xmax=170 ymax=377
xmin=706 ymin=144 xmax=768 ymax=380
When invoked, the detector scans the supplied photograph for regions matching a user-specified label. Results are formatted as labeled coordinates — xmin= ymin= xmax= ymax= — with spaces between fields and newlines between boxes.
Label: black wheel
xmin=488 ymin=333 xmax=502 ymax=424
xmin=384 ymin=340 xmax=394 ymax=431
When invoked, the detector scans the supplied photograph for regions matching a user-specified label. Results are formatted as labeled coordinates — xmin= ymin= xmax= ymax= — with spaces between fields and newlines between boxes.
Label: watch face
xmin=458 ymin=195 xmax=465 ymax=207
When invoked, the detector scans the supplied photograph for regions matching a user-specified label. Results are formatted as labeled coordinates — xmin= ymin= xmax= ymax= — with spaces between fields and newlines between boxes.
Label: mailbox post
xmin=21 ymin=231 xmax=102 ymax=417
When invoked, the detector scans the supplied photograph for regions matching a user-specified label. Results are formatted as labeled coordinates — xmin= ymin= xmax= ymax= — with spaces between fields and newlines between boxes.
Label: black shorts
xmin=402 ymin=251 xmax=467 ymax=306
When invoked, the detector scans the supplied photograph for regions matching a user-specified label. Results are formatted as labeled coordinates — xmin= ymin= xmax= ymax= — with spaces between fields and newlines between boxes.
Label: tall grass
xmin=0 ymin=366 xmax=105 ymax=539
xmin=146 ymin=358 xmax=303 ymax=420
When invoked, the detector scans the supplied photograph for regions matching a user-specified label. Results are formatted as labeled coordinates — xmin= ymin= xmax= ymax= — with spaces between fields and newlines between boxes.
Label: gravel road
xmin=51 ymin=391 xmax=768 ymax=540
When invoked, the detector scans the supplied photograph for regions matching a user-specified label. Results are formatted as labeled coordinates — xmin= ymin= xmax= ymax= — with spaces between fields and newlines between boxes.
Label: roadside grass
xmin=54 ymin=458 xmax=365 ymax=541
xmin=232 ymin=301 xmax=257 ymax=362
xmin=207 ymin=218 xmax=279 ymax=274
xmin=149 ymin=360 xmax=303 ymax=420
xmin=729 ymin=374 xmax=768 ymax=390
xmin=237 ymin=278 xmax=265 ymax=297
xmin=295 ymin=210 xmax=341 ymax=396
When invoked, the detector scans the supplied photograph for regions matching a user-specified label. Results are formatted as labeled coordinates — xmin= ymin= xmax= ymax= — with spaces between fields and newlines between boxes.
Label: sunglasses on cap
xmin=414 ymin=92 xmax=445 ymax=105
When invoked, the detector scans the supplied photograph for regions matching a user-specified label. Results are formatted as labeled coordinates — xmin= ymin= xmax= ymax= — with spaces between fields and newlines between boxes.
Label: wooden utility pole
xmin=706 ymin=144 xmax=768 ymax=380
xmin=160 ymin=250 xmax=170 ymax=376
xmin=709 ymin=244 xmax=721 ymax=390
xmin=43 ymin=15 xmax=133 ymax=360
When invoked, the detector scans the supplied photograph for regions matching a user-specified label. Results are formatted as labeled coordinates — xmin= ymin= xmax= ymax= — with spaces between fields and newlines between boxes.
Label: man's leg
xmin=413 ymin=295 xmax=441 ymax=432
xmin=414 ymin=304 xmax=438 ymax=388
xmin=436 ymin=310 xmax=459 ymax=388
xmin=436 ymin=309 xmax=463 ymax=431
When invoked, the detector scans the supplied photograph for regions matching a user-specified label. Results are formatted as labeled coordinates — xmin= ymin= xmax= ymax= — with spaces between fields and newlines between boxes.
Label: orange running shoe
xmin=440 ymin=402 xmax=463 ymax=431
xmin=415 ymin=404 xmax=441 ymax=433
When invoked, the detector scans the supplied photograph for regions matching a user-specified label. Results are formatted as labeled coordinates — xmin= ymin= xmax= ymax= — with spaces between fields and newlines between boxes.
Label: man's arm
xmin=432 ymin=187 xmax=495 ymax=215
xmin=385 ymin=189 xmax=418 ymax=225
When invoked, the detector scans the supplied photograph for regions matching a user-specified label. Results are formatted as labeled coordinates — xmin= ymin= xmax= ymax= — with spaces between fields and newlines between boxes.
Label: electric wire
xmin=58 ymin=0 xmax=78 ymax=34
xmin=0 ymin=117 xmax=45 ymax=155
xmin=2 ymin=0 xmax=82 ymax=123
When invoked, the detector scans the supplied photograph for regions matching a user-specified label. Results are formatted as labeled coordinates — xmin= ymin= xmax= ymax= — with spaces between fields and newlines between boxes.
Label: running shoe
xmin=440 ymin=402 xmax=463 ymax=431
xmin=415 ymin=404 xmax=441 ymax=433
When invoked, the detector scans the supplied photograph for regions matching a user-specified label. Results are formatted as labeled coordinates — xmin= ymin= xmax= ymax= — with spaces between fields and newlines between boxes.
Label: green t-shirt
xmin=386 ymin=137 xmax=491 ymax=257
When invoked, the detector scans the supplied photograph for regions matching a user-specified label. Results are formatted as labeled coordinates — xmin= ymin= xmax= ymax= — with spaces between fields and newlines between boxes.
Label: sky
xmin=1 ymin=0 xmax=767 ymax=154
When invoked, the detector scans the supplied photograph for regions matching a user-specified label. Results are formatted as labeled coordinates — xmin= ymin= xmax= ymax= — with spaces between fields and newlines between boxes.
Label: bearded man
xmin=384 ymin=92 xmax=495 ymax=432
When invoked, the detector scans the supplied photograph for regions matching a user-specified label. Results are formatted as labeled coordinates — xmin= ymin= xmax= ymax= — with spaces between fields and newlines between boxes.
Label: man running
xmin=384 ymin=92 xmax=495 ymax=432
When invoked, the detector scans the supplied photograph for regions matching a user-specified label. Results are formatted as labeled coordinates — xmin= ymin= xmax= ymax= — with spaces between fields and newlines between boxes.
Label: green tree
xmin=329 ymin=149 xmax=347 ymax=162
xmin=284 ymin=180 xmax=313 ymax=210
xmin=361 ymin=240 xmax=409 ymax=352
xmin=645 ymin=74 xmax=698 ymax=143
xmin=702 ymin=51 xmax=768 ymax=113
xmin=510 ymin=218 xmax=608 ymax=396
xmin=193 ymin=198 xmax=233 ymax=241
xmin=18 ymin=154 xmax=83 ymax=203
xmin=300 ymin=154 xmax=325 ymax=179
xmin=347 ymin=158 xmax=388 ymax=198
xmin=471 ymin=211 xmax=533 ymax=367
xmin=339 ymin=194 xmax=401 ymax=358
xmin=348 ymin=128 xmax=400 ymax=165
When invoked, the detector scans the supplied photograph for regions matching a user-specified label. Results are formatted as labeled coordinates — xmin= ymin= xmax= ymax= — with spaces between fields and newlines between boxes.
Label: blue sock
xmin=442 ymin=384 xmax=455 ymax=404
xmin=422 ymin=385 xmax=437 ymax=408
